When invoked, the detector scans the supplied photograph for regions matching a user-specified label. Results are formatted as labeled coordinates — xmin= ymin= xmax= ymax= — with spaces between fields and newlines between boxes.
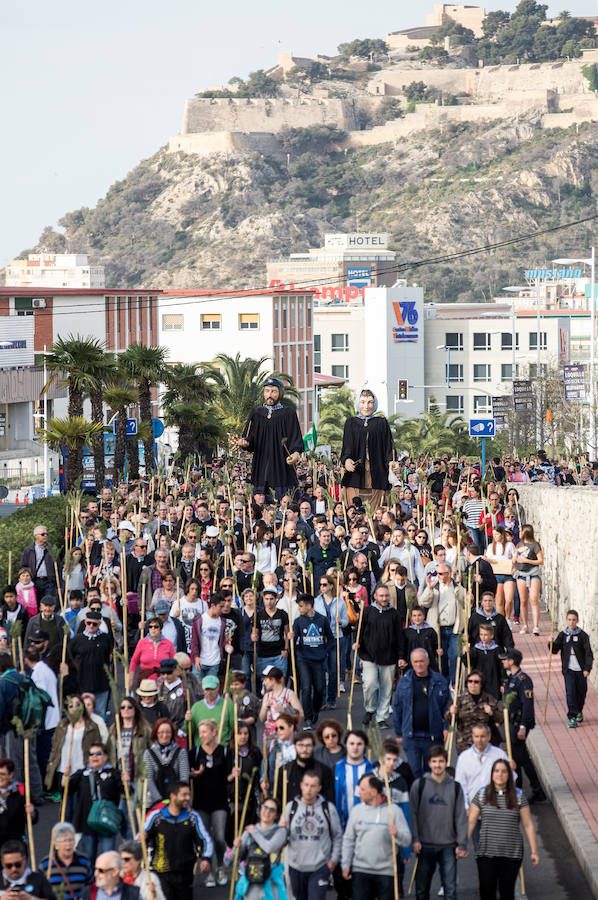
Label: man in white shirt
xmin=454 ymin=723 xmax=508 ymax=810
xmin=24 ymin=644 xmax=59 ymax=781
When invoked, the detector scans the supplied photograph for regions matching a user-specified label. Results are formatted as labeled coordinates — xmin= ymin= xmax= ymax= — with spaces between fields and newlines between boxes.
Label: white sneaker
xmin=205 ymin=874 xmax=216 ymax=888
xmin=340 ymin=684 xmax=346 ymax=693
xmin=519 ymin=626 xmax=528 ymax=634
xmin=533 ymin=627 xmax=540 ymax=636
xmin=216 ymin=868 xmax=227 ymax=886
xmin=438 ymin=887 xmax=444 ymax=896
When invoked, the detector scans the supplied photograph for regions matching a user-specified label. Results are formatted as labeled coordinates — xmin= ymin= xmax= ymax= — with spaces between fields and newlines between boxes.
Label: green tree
xmin=404 ymin=81 xmax=433 ymax=102
xmin=430 ymin=21 xmax=475 ymax=45
xmin=317 ymin=387 xmax=355 ymax=448
xmin=376 ymin=97 xmax=403 ymax=123
xmin=87 ymin=352 xmax=116 ymax=493
xmin=40 ymin=417 xmax=104 ymax=491
xmin=162 ymin=364 xmax=221 ymax=462
xmin=337 ymin=38 xmax=388 ymax=59
xmin=280 ymin=125 xmax=346 ymax=155
xmin=120 ymin=343 xmax=168 ymax=475
xmin=202 ymin=354 xmax=298 ymax=434
xmin=389 ymin=401 xmax=476 ymax=456
xmin=481 ymin=9 xmax=511 ymax=38
xmin=104 ymin=384 xmax=137 ymax=485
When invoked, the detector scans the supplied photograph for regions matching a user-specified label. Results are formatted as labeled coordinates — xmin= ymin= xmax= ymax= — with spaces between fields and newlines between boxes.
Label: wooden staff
xmin=475 ymin=560 xmax=480 ymax=612
xmin=121 ymin=550 xmax=129 ymax=693
xmin=336 ymin=566 xmax=342 ymax=697
xmin=289 ymin=601 xmax=298 ymax=692
xmin=277 ymin=506 xmax=287 ymax=567
xmin=445 ymin=655 xmax=463 ymax=760
xmin=514 ymin=494 xmax=522 ymax=536
xmin=408 ymin=858 xmax=418 ymax=894
xmin=262 ymin=731 xmax=269 ymax=794
xmin=381 ymin=763 xmax=399 ymax=900
xmin=233 ymin=702 xmax=239 ymax=838
xmin=24 ymin=736 xmax=35 ymax=868
xmin=273 ymin=750 xmax=281 ymax=797
xmin=135 ymin=807 xmax=157 ymax=900
xmin=60 ymin=721 xmax=76 ymax=821
xmin=228 ymin=770 xmax=256 ymax=900
xmin=347 ymin=601 xmax=365 ymax=730
xmin=543 ymin=586 xmax=558 ymax=725
xmin=54 ymin=560 xmax=63 ymax=609
xmin=217 ymin=653 xmax=232 ymax=745
xmin=7 ymin=551 xmax=11 ymax=585
xmin=252 ymin=598 xmax=258 ymax=695
xmin=140 ymin=582 xmax=147 ymax=632
xmin=282 ymin=765 xmax=288 ymax=816
xmin=58 ymin=628 xmax=68 ymax=715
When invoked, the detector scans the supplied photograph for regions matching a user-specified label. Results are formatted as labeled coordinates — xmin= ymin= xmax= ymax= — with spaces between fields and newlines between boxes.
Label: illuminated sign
xmin=525 ymin=268 xmax=582 ymax=280
xmin=324 ymin=233 xmax=388 ymax=249
xmin=347 ymin=266 xmax=371 ymax=288
xmin=392 ymin=300 xmax=419 ymax=343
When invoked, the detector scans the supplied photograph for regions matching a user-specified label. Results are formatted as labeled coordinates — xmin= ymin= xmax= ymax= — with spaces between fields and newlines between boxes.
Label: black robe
xmin=340 ymin=415 xmax=394 ymax=491
xmin=244 ymin=406 xmax=303 ymax=489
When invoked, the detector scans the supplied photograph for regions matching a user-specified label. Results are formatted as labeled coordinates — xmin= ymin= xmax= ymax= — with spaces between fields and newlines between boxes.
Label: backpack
xmin=245 ymin=841 xmax=272 ymax=885
xmin=149 ymin=747 xmax=181 ymax=798
xmin=417 ymin=776 xmax=463 ymax=832
xmin=3 ymin=673 xmax=53 ymax=731
xmin=288 ymin=797 xmax=333 ymax=841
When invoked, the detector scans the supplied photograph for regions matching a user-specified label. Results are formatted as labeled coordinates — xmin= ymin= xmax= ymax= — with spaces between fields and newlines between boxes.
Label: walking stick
xmin=217 ymin=652 xmax=232 ymax=745
xmin=23 ymin=736 xmax=35 ymax=868
xmin=135 ymin=807 xmax=158 ymax=900
xmin=336 ymin=566 xmax=342 ymax=697
xmin=121 ymin=550 xmax=129 ymax=693
xmin=445 ymin=653 xmax=463 ymax=760
xmin=60 ymin=720 xmax=76 ymax=822
xmin=252 ymin=600 xmax=258 ymax=695
xmin=273 ymin=751 xmax=281 ymax=798
xmin=114 ymin=705 xmax=137 ymax=837
xmin=347 ymin=601 xmax=365 ymax=730
xmin=475 ymin=560 xmax=480 ymax=612
xmin=277 ymin=507 xmax=287 ymax=568
xmin=543 ymin=586 xmax=558 ymax=725
xmin=408 ymin=858 xmax=418 ymax=894
xmin=233 ymin=702 xmax=239 ymax=839
xmin=282 ymin=765 xmax=288 ymax=814
xmin=7 ymin=551 xmax=12 ymax=585
xmin=289 ymin=605 xmax=298 ymax=694
xmin=228 ymin=770 xmax=256 ymax=900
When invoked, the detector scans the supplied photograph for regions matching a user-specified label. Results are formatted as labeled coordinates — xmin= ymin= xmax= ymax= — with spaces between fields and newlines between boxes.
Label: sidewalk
xmin=516 ymin=613 xmax=598 ymax=898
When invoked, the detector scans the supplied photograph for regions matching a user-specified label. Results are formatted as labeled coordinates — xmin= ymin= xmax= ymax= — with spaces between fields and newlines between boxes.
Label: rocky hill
xmin=26 ymin=113 xmax=598 ymax=302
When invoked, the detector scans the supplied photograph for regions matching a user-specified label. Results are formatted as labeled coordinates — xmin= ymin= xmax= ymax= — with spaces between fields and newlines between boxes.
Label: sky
xmin=0 ymin=0 xmax=593 ymax=267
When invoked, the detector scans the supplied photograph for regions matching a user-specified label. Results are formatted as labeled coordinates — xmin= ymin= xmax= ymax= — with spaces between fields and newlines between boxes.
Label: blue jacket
xmin=392 ymin=669 xmax=450 ymax=740
xmin=313 ymin=595 xmax=349 ymax=639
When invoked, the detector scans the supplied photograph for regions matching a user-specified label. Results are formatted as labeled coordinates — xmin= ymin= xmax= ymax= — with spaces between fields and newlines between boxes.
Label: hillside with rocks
xmin=25 ymin=113 xmax=598 ymax=302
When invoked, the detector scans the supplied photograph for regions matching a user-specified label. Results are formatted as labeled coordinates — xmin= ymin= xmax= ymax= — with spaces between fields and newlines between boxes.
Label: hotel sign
xmin=324 ymin=233 xmax=388 ymax=249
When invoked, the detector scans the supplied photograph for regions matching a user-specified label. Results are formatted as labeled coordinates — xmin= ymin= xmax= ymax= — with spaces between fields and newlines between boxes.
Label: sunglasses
xmin=120 ymin=856 xmax=134 ymax=862
xmin=120 ymin=705 xmax=134 ymax=711
xmin=4 ymin=863 xmax=23 ymax=869
xmin=85 ymin=621 xmax=99 ymax=626
xmin=148 ymin=624 xmax=161 ymax=629
xmin=89 ymin=751 xmax=104 ymax=756
xmin=262 ymin=805 xmax=278 ymax=813
xmin=467 ymin=678 xmax=481 ymax=684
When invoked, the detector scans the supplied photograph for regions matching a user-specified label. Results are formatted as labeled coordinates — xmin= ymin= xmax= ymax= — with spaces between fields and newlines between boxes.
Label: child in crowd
xmin=550 ymin=609 xmax=594 ymax=728
xmin=402 ymin=606 xmax=440 ymax=671
xmin=464 ymin=622 xmax=503 ymax=699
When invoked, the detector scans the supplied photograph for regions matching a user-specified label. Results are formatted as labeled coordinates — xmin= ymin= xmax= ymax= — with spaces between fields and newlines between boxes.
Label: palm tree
xmin=317 ymin=386 xmax=355 ymax=449
xmin=40 ymin=417 xmax=104 ymax=491
xmin=389 ymin=398 xmax=476 ymax=456
xmin=88 ymin=353 xmax=117 ymax=492
xmin=162 ymin=364 xmax=221 ymax=461
xmin=201 ymin=353 xmax=299 ymax=434
xmin=120 ymin=343 xmax=168 ymax=475
xmin=104 ymin=385 xmax=137 ymax=485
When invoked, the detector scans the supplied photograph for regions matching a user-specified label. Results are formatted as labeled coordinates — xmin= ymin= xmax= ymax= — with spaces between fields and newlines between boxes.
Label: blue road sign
xmin=469 ymin=418 xmax=495 ymax=438
xmin=113 ymin=418 xmax=138 ymax=437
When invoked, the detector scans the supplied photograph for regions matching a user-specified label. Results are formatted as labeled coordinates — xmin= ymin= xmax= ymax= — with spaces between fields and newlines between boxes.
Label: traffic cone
xmin=15 ymin=493 xmax=19 ymax=505
xmin=23 ymin=494 xmax=28 ymax=505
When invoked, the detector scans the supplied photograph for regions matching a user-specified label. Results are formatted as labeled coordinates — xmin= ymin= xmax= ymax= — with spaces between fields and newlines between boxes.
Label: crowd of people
xmin=0 ymin=381 xmax=592 ymax=900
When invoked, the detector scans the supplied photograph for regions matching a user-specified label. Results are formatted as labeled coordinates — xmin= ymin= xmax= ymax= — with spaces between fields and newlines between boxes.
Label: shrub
xmin=0 ymin=495 xmax=67 ymax=587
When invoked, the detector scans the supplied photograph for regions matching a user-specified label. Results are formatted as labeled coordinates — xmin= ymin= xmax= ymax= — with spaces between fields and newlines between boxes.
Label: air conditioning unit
xmin=32 ymin=298 xmax=46 ymax=308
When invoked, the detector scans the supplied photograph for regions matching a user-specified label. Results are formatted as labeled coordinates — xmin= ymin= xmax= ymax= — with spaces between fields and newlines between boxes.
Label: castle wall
xmin=181 ymin=97 xmax=358 ymax=134
xmin=168 ymin=131 xmax=282 ymax=157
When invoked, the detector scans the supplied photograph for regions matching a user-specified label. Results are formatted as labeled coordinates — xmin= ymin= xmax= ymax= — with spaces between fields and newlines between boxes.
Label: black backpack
xmin=149 ymin=747 xmax=181 ymax=798
xmin=245 ymin=841 xmax=272 ymax=885
xmin=288 ymin=797 xmax=333 ymax=841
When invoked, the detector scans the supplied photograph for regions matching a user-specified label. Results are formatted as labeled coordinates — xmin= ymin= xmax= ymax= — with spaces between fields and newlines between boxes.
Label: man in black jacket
xmin=19 ymin=526 xmax=56 ymax=602
xmin=464 ymin=544 xmax=497 ymax=600
xmin=359 ymin=584 xmax=404 ymax=728
xmin=0 ymin=840 xmax=54 ymax=900
xmin=279 ymin=730 xmax=334 ymax=802
xmin=69 ymin=611 xmax=112 ymax=720
xmin=551 ymin=609 xmax=594 ymax=728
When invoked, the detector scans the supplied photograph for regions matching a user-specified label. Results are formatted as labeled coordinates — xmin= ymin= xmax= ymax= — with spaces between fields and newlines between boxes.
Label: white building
xmin=314 ymin=282 xmax=425 ymax=417
xmin=5 ymin=253 xmax=105 ymax=289
xmin=158 ymin=289 xmax=315 ymax=432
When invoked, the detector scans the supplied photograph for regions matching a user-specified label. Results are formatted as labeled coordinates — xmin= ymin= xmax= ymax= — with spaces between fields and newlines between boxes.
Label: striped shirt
xmin=39 ymin=853 xmax=92 ymax=900
xmin=462 ymin=500 xmax=484 ymax=530
xmin=472 ymin=788 xmax=528 ymax=859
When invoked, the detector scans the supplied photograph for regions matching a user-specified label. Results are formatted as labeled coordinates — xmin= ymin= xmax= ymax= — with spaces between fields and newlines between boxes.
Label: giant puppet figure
xmin=340 ymin=388 xmax=395 ymax=511
xmin=232 ymin=377 xmax=303 ymax=499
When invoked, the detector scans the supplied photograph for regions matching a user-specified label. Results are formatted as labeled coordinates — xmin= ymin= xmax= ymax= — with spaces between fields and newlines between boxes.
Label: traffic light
xmin=398 ymin=379 xmax=408 ymax=400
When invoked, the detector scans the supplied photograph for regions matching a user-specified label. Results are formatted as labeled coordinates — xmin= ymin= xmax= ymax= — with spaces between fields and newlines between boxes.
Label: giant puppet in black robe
xmin=238 ymin=378 xmax=304 ymax=497
xmin=340 ymin=388 xmax=395 ymax=510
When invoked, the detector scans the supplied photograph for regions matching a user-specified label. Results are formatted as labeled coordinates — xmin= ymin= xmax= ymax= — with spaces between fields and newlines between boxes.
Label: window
xmin=501 ymin=332 xmax=519 ymax=351
xmin=274 ymin=300 xmax=280 ymax=331
xmin=200 ymin=314 xmax=221 ymax=330
xmin=529 ymin=332 xmax=547 ymax=350
xmin=331 ymin=365 xmax=349 ymax=379
xmin=15 ymin=298 xmax=33 ymax=316
xmin=446 ymin=395 xmax=464 ymax=414
xmin=529 ymin=363 xmax=546 ymax=378
xmin=314 ymin=335 xmax=321 ymax=373
xmin=473 ymin=364 xmax=491 ymax=382
xmin=473 ymin=332 xmax=491 ymax=351
xmin=501 ymin=363 xmax=519 ymax=380
xmin=162 ymin=314 xmax=184 ymax=331
xmin=282 ymin=301 xmax=288 ymax=329
xmin=446 ymin=363 xmax=463 ymax=383
xmin=116 ymin=297 xmax=121 ymax=334
xmin=445 ymin=332 xmax=463 ymax=350
xmin=331 ymin=333 xmax=349 ymax=352
xmin=474 ymin=395 xmax=491 ymax=414
xmin=299 ymin=298 xmax=305 ymax=329
xmin=291 ymin=298 xmax=297 ymax=330
xmin=306 ymin=300 xmax=312 ymax=329
xmin=239 ymin=313 xmax=259 ymax=330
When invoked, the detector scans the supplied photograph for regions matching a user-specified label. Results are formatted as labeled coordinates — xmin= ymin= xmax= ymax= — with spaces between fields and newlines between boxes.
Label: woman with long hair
xmin=143 ymin=717 xmax=189 ymax=807
xmin=190 ymin=719 xmax=230 ymax=888
xmin=485 ymin=525 xmax=516 ymax=618
xmin=170 ymin=577 xmax=207 ymax=653
xmin=513 ymin=524 xmax=544 ymax=635
xmin=468 ymin=759 xmax=539 ymax=900
xmin=248 ymin=525 xmax=277 ymax=574
xmin=107 ymin=696 xmax=151 ymax=838
xmin=198 ymin=559 xmax=215 ymax=605
xmin=232 ymin=796 xmax=287 ymax=900
xmin=45 ymin=694 xmax=101 ymax=796
xmin=226 ymin=722 xmax=262 ymax=827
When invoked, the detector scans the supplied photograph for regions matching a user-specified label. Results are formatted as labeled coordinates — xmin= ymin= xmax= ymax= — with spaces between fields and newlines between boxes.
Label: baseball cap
xmin=262 ymin=665 xmax=283 ymax=680
xmin=29 ymin=627 xmax=50 ymax=643
xmin=154 ymin=599 xmax=171 ymax=615
xmin=118 ymin=521 xmax=135 ymax=533
xmin=262 ymin=587 xmax=278 ymax=597
xmin=499 ymin=648 xmax=523 ymax=666
xmin=202 ymin=675 xmax=220 ymax=690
